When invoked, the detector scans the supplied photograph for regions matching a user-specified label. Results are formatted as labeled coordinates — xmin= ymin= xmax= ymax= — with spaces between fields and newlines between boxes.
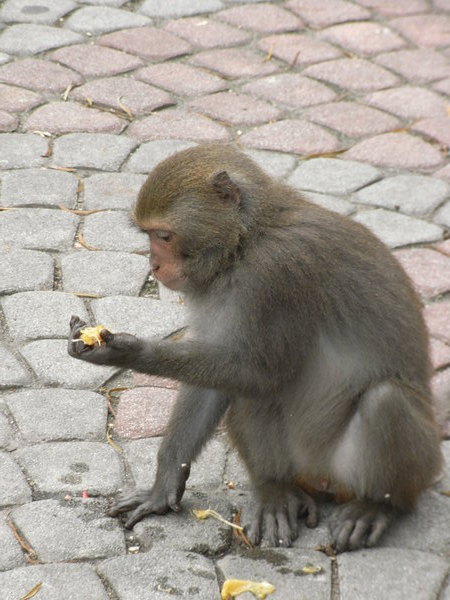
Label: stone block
xmin=83 ymin=172 xmax=146 ymax=210
xmin=0 ymin=133 xmax=47 ymax=169
xmin=0 ymin=451 xmax=31 ymax=507
xmin=0 ymin=248 xmax=53 ymax=294
xmin=1 ymin=168 xmax=78 ymax=207
xmin=114 ymin=387 xmax=178 ymax=438
xmin=0 ymin=24 xmax=83 ymax=55
xmin=0 ymin=0 xmax=76 ymax=24
xmin=99 ymin=27 xmax=191 ymax=61
xmin=124 ymin=139 xmax=195 ymax=173
xmin=0 ymin=58 xmax=82 ymax=92
xmin=0 ymin=346 xmax=30 ymax=387
xmin=64 ymin=6 xmax=150 ymax=34
xmin=164 ymin=16 xmax=251 ymax=48
xmin=135 ymin=62 xmax=227 ymax=96
xmin=50 ymin=44 xmax=143 ymax=77
xmin=82 ymin=211 xmax=148 ymax=252
xmin=53 ymin=133 xmax=137 ymax=170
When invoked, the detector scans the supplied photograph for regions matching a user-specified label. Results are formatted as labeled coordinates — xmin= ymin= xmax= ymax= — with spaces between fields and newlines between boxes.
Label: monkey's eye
xmin=155 ymin=231 xmax=172 ymax=242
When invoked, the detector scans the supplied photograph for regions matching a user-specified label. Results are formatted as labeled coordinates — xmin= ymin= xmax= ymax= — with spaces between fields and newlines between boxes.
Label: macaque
xmin=68 ymin=143 xmax=442 ymax=552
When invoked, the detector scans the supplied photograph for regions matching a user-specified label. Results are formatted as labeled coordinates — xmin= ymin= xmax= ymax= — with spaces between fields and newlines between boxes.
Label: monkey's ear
xmin=211 ymin=171 xmax=241 ymax=205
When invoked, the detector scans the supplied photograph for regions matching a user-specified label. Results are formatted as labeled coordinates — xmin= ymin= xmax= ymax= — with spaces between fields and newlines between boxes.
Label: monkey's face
xmin=146 ymin=228 xmax=187 ymax=291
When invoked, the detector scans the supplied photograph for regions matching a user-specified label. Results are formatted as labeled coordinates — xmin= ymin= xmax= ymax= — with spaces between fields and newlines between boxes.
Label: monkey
xmin=68 ymin=143 xmax=442 ymax=552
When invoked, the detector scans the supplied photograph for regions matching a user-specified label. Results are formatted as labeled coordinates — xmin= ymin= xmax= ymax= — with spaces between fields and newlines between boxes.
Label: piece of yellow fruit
xmin=78 ymin=325 xmax=109 ymax=346
xmin=221 ymin=579 xmax=275 ymax=600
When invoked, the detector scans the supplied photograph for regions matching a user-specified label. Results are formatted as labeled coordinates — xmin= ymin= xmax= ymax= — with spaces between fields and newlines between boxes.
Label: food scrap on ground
xmin=221 ymin=579 xmax=276 ymax=600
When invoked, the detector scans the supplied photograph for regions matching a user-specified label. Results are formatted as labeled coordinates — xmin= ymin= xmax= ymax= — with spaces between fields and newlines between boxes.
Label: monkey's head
xmin=133 ymin=144 xmax=271 ymax=292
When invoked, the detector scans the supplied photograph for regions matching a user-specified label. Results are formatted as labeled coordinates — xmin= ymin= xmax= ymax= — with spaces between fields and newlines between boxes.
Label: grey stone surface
xmin=0 ymin=168 xmax=78 ymax=207
xmin=0 ymin=207 xmax=78 ymax=251
xmin=224 ymin=447 xmax=251 ymax=490
xmin=15 ymin=441 xmax=123 ymax=496
xmin=0 ymin=451 xmax=31 ymax=507
xmin=6 ymin=388 xmax=107 ymax=442
xmin=0 ymin=345 xmax=30 ymax=387
xmin=245 ymin=149 xmax=297 ymax=178
xmin=0 ymin=563 xmax=109 ymax=599
xmin=338 ymin=548 xmax=449 ymax=600
xmin=65 ymin=6 xmax=150 ymax=34
xmin=2 ymin=291 xmax=88 ymax=341
xmin=0 ymin=24 xmax=83 ymax=55
xmin=61 ymin=251 xmax=149 ymax=296
xmin=0 ymin=0 xmax=77 ymax=25
xmin=305 ymin=192 xmax=355 ymax=215
xmin=0 ymin=133 xmax=47 ymax=169
xmin=353 ymin=209 xmax=443 ymax=248
xmin=11 ymin=498 xmax=126 ymax=561
xmin=354 ymin=174 xmax=449 ymax=216
xmin=0 ymin=412 xmax=15 ymax=450
xmin=92 ymin=295 xmax=185 ymax=338
xmin=140 ymin=0 xmax=223 ymax=18
xmin=217 ymin=549 xmax=331 ymax=599
xmin=0 ymin=248 xmax=54 ymax=294
xmin=124 ymin=139 xmax=196 ymax=173
xmin=53 ymin=133 xmax=137 ymax=170
xmin=83 ymin=172 xmax=147 ymax=210
xmin=435 ymin=200 xmax=450 ymax=227
xmin=82 ymin=211 xmax=148 ymax=252
xmin=21 ymin=339 xmax=118 ymax=388
xmin=0 ymin=511 xmax=25 ymax=571
xmin=98 ymin=548 xmax=218 ymax=598
xmin=289 ymin=158 xmax=381 ymax=194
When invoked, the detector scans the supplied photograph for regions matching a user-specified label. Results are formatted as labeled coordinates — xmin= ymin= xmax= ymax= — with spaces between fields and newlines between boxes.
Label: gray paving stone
xmin=124 ymin=139 xmax=196 ymax=173
xmin=82 ymin=0 xmax=128 ymax=4
xmin=98 ymin=548 xmax=218 ymax=598
xmin=0 ymin=168 xmax=78 ymax=207
xmin=2 ymin=291 xmax=88 ymax=341
xmin=354 ymin=175 xmax=450 ymax=217
xmin=0 ymin=563 xmax=108 ymax=599
xmin=0 ymin=451 xmax=31 ymax=507
xmin=0 ymin=53 xmax=10 ymax=65
xmin=435 ymin=201 xmax=450 ymax=227
xmin=245 ymin=149 xmax=296 ymax=178
xmin=0 ymin=133 xmax=47 ymax=169
xmin=0 ymin=0 xmax=77 ymax=25
xmin=0 ymin=207 xmax=78 ymax=251
xmin=0 ymin=412 xmax=15 ymax=450
xmin=133 ymin=490 xmax=233 ymax=555
xmin=0 ymin=511 xmax=26 ymax=571
xmin=21 ymin=339 xmax=118 ymax=388
xmin=0 ymin=248 xmax=54 ymax=294
xmin=15 ymin=441 xmax=123 ymax=496
xmin=62 ymin=251 xmax=149 ymax=296
xmin=82 ymin=211 xmax=148 ymax=252
xmin=338 ymin=548 xmax=448 ymax=600
xmin=0 ymin=345 xmax=30 ymax=387
xmin=305 ymin=192 xmax=355 ymax=215
xmin=91 ymin=295 xmax=185 ymax=338
xmin=11 ymin=498 xmax=126 ymax=561
xmin=6 ymin=388 xmax=107 ymax=443
xmin=123 ymin=435 xmax=226 ymax=489
xmin=0 ymin=24 xmax=83 ymax=55
xmin=65 ymin=6 xmax=150 ymax=34
xmin=83 ymin=172 xmax=146 ymax=210
xmin=289 ymin=158 xmax=381 ymax=194
xmin=53 ymin=133 xmax=137 ymax=171
xmin=140 ymin=0 xmax=223 ymax=18
xmin=353 ymin=209 xmax=443 ymax=248
xmin=217 ymin=549 xmax=331 ymax=599
xmin=224 ymin=447 xmax=251 ymax=490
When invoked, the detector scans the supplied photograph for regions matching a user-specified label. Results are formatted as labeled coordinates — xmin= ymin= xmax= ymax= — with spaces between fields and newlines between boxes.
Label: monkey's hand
xmin=108 ymin=463 xmax=191 ymax=528
xmin=68 ymin=315 xmax=141 ymax=367
xmin=247 ymin=483 xmax=318 ymax=547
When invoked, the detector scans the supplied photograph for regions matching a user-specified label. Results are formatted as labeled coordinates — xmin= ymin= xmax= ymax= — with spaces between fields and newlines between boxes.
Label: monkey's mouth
xmin=153 ymin=271 xmax=187 ymax=291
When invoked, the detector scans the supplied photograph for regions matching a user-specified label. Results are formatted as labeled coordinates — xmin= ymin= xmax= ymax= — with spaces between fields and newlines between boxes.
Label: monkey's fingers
xmin=108 ymin=490 xmax=149 ymax=517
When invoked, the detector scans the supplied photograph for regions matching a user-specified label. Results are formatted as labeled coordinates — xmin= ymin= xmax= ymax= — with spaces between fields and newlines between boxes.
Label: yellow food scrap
xmin=79 ymin=325 xmax=109 ymax=346
xmin=301 ymin=564 xmax=323 ymax=575
xmin=192 ymin=509 xmax=243 ymax=531
xmin=221 ymin=579 xmax=275 ymax=600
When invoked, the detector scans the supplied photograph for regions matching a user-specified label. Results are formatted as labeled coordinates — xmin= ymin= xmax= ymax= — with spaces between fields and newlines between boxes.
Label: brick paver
xmin=1 ymin=0 xmax=450 ymax=597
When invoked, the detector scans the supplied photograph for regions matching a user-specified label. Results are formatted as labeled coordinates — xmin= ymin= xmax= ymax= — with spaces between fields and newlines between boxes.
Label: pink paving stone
xmin=257 ymin=34 xmax=342 ymax=67
xmin=434 ymin=79 xmax=450 ymax=96
xmin=375 ymin=49 xmax=450 ymax=85
xmin=432 ymin=367 xmax=450 ymax=434
xmin=98 ymin=27 xmax=192 ymax=61
xmin=0 ymin=58 xmax=82 ymax=92
xmin=394 ymin=248 xmax=450 ymax=299
xmin=435 ymin=239 xmax=450 ymax=256
xmin=188 ymin=91 xmax=281 ymax=126
xmin=424 ymin=302 xmax=450 ymax=344
xmin=412 ymin=118 xmax=450 ymax=149
xmin=241 ymin=73 xmax=336 ymax=109
xmin=135 ymin=63 xmax=227 ymax=96
xmin=164 ymin=16 xmax=251 ymax=48
xmin=364 ymin=87 xmax=448 ymax=120
xmin=128 ymin=108 xmax=230 ymax=142
xmin=23 ymin=101 xmax=126 ymax=134
xmin=132 ymin=372 xmax=179 ymax=389
xmin=216 ymin=4 xmax=303 ymax=34
xmin=71 ymin=77 xmax=174 ymax=116
xmin=304 ymin=101 xmax=400 ymax=138
xmin=344 ymin=132 xmax=443 ymax=169
xmin=356 ymin=0 xmax=428 ymax=15
xmin=430 ymin=338 xmax=450 ymax=370
xmin=0 ymin=110 xmax=17 ymax=132
xmin=286 ymin=0 xmax=370 ymax=28
xmin=319 ymin=22 xmax=406 ymax=57
xmin=0 ymin=84 xmax=42 ymax=112
xmin=303 ymin=58 xmax=399 ymax=92
xmin=434 ymin=165 xmax=450 ymax=182
xmin=189 ymin=48 xmax=279 ymax=79
xmin=435 ymin=0 xmax=450 ymax=10
xmin=240 ymin=119 xmax=339 ymax=155
xmin=49 ymin=44 xmax=143 ymax=77
xmin=390 ymin=14 xmax=450 ymax=47
xmin=114 ymin=387 xmax=177 ymax=439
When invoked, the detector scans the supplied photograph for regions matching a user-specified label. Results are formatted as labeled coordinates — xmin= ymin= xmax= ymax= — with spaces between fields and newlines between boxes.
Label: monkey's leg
xmin=109 ymin=386 xmax=230 ymax=528
xmin=330 ymin=380 xmax=442 ymax=552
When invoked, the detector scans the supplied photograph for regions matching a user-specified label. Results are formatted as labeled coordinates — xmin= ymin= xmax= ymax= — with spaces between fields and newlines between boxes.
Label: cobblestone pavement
xmin=0 ymin=0 xmax=450 ymax=598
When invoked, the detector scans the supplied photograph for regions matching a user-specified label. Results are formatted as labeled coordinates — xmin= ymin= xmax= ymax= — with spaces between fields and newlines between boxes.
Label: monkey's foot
xmin=247 ymin=484 xmax=318 ymax=547
xmin=330 ymin=500 xmax=397 ymax=552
